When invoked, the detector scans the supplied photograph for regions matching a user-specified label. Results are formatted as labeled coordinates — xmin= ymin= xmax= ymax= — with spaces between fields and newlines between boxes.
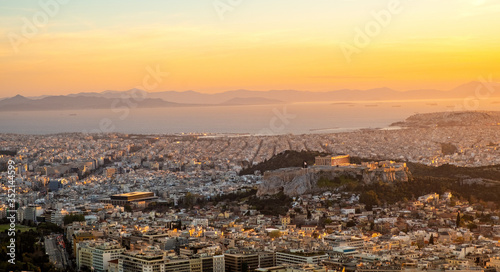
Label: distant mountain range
xmin=0 ymin=93 xmax=284 ymax=111
xmin=142 ymin=81 xmax=500 ymax=104
xmin=1 ymin=81 xmax=498 ymax=111
xmin=220 ymin=97 xmax=283 ymax=105
xmin=0 ymin=94 xmax=182 ymax=111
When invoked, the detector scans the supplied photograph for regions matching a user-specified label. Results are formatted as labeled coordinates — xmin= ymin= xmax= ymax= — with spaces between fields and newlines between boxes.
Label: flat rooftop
xmin=112 ymin=192 xmax=152 ymax=197
xmin=110 ymin=191 xmax=156 ymax=201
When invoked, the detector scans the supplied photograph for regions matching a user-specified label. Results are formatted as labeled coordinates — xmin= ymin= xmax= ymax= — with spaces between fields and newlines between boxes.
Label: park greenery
xmin=63 ymin=214 xmax=85 ymax=225
xmin=239 ymin=150 xmax=327 ymax=175
xmin=0 ymin=220 xmax=64 ymax=272
xmin=317 ymin=175 xmax=357 ymax=189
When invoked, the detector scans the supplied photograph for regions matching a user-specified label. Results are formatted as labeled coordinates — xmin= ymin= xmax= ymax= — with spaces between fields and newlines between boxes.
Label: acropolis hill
xmin=257 ymin=156 xmax=410 ymax=197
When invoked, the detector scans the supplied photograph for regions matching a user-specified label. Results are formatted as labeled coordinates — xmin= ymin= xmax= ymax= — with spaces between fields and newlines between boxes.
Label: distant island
xmin=1 ymin=80 xmax=499 ymax=111
xmin=220 ymin=97 xmax=283 ymax=105
xmin=0 ymin=94 xmax=284 ymax=112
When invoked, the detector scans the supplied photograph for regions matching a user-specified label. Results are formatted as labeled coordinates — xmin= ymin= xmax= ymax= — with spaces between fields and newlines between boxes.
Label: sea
xmin=1 ymin=99 xmax=498 ymax=135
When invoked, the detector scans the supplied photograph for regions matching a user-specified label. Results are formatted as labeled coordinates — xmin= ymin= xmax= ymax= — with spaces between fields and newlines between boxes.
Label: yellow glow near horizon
xmin=1 ymin=0 xmax=500 ymax=96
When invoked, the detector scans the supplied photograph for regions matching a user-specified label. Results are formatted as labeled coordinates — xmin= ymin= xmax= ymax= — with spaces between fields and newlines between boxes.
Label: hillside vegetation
xmin=239 ymin=150 xmax=328 ymax=175
xmin=407 ymin=162 xmax=500 ymax=181
xmin=242 ymin=150 xmax=500 ymax=209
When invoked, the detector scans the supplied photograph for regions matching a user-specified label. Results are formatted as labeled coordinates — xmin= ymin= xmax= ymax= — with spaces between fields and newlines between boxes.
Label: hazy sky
xmin=1 ymin=0 xmax=499 ymax=96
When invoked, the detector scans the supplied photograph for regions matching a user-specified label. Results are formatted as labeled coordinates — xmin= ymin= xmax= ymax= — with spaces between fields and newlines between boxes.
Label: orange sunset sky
xmin=1 ymin=0 xmax=500 ymax=97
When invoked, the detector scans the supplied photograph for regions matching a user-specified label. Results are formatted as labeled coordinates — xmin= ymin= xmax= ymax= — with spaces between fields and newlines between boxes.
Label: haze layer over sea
xmin=1 ymin=99 xmax=498 ymax=135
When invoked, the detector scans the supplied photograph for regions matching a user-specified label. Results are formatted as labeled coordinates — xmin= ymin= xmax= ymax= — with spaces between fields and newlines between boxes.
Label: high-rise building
xmin=119 ymin=246 xmax=191 ymax=272
xmin=225 ymin=253 xmax=259 ymax=272
xmin=73 ymin=231 xmax=95 ymax=253
xmin=23 ymin=204 xmax=43 ymax=223
xmin=49 ymin=180 xmax=64 ymax=192
xmin=119 ymin=246 xmax=166 ymax=272
xmin=258 ymin=252 xmax=276 ymax=268
xmin=104 ymin=167 xmax=116 ymax=178
xmin=165 ymin=258 xmax=191 ymax=272
xmin=76 ymin=240 xmax=125 ymax=272
xmin=201 ymin=255 xmax=214 ymax=272
xmin=78 ymin=243 xmax=93 ymax=271
xmin=51 ymin=209 xmax=69 ymax=225
xmin=213 ymin=255 xmax=225 ymax=272
xmin=275 ymin=251 xmax=328 ymax=266
xmin=190 ymin=258 xmax=203 ymax=272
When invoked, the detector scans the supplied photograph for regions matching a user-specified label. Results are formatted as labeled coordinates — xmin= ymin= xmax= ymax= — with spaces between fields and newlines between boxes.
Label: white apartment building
xmin=275 ymin=251 xmax=328 ymax=265
xmin=76 ymin=240 xmax=125 ymax=272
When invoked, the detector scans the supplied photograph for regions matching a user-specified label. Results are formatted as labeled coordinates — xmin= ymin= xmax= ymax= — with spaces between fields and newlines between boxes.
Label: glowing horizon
xmin=1 ymin=0 xmax=500 ymax=97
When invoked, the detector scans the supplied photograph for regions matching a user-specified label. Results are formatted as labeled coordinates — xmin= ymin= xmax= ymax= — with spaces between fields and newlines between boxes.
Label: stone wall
xmin=257 ymin=164 xmax=410 ymax=197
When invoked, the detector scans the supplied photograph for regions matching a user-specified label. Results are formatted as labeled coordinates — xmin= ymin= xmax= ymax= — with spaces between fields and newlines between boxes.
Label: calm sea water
xmin=0 ymin=100 xmax=498 ymax=135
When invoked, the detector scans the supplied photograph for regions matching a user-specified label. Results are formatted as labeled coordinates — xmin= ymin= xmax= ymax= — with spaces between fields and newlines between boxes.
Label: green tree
xmin=346 ymin=220 xmax=356 ymax=228
xmin=456 ymin=212 xmax=461 ymax=228
xmin=63 ymin=214 xmax=85 ymax=225
xmin=124 ymin=204 xmax=133 ymax=212
xmin=184 ymin=192 xmax=195 ymax=207
xmin=467 ymin=223 xmax=478 ymax=231
xmin=360 ymin=190 xmax=380 ymax=209
xmin=269 ymin=230 xmax=281 ymax=239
